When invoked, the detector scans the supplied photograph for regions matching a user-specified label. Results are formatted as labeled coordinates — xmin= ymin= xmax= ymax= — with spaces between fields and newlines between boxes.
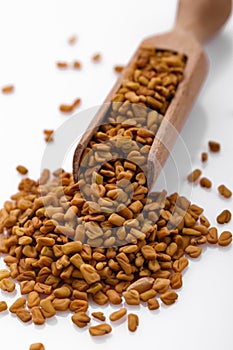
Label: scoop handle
xmin=175 ymin=0 xmax=232 ymax=43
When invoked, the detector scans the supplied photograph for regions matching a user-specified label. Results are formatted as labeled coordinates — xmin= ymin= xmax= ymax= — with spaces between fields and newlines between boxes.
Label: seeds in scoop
xmin=200 ymin=177 xmax=212 ymax=189
xmin=1 ymin=85 xmax=14 ymax=94
xmin=29 ymin=343 xmax=45 ymax=350
xmin=128 ymin=313 xmax=139 ymax=332
xmin=16 ymin=165 xmax=28 ymax=175
xmin=187 ymin=169 xmax=202 ymax=183
xmin=218 ymin=184 xmax=232 ymax=198
xmin=216 ymin=209 xmax=231 ymax=224
xmin=208 ymin=140 xmax=220 ymax=152
xmin=218 ymin=231 xmax=232 ymax=246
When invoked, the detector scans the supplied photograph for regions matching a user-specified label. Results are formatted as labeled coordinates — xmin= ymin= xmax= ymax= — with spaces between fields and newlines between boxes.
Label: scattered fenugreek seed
xmin=187 ymin=169 xmax=202 ymax=183
xmin=200 ymin=177 xmax=212 ymax=189
xmin=218 ymin=184 xmax=232 ymax=198
xmin=208 ymin=140 xmax=220 ymax=152
xmin=1 ymin=85 xmax=14 ymax=94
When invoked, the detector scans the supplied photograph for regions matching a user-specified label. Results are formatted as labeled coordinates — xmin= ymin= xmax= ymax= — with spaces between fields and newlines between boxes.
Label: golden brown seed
xmin=0 ymin=269 xmax=11 ymax=281
xmin=122 ymin=290 xmax=140 ymax=305
xmin=216 ymin=209 xmax=231 ymax=224
xmin=56 ymin=61 xmax=68 ymax=69
xmin=127 ymin=277 xmax=154 ymax=293
xmin=91 ymin=311 xmax=106 ymax=321
xmin=16 ymin=165 xmax=28 ymax=175
xmin=72 ymin=312 xmax=91 ymax=328
xmin=185 ymin=245 xmax=202 ymax=258
xmin=53 ymin=286 xmax=71 ymax=298
xmin=147 ymin=298 xmax=160 ymax=310
xmin=73 ymin=60 xmax=82 ymax=70
xmin=207 ymin=227 xmax=218 ymax=244
xmin=114 ymin=65 xmax=124 ymax=73
xmin=0 ymin=301 xmax=7 ymax=312
xmin=68 ymin=35 xmax=78 ymax=45
xmin=170 ymin=272 xmax=183 ymax=289
xmin=140 ymin=289 xmax=157 ymax=302
xmin=200 ymin=177 xmax=212 ymax=189
xmin=16 ymin=308 xmax=32 ymax=323
xmin=160 ymin=290 xmax=178 ymax=305
xmin=218 ymin=184 xmax=232 ymax=198
xmin=109 ymin=307 xmax=127 ymax=321
xmin=40 ymin=299 xmax=56 ymax=318
xmin=43 ymin=129 xmax=54 ymax=142
xmin=173 ymin=257 xmax=189 ymax=272
xmin=208 ymin=140 xmax=220 ymax=152
xmin=201 ymin=152 xmax=208 ymax=162
xmin=27 ymin=291 xmax=40 ymax=308
xmin=92 ymin=53 xmax=102 ymax=62
xmin=52 ymin=298 xmax=70 ymax=311
xmin=29 ymin=343 xmax=45 ymax=350
xmin=80 ymin=264 xmax=100 ymax=284
xmin=153 ymin=278 xmax=170 ymax=294
xmin=89 ymin=324 xmax=112 ymax=336
xmin=9 ymin=297 xmax=26 ymax=313
xmin=106 ymin=289 xmax=122 ymax=304
xmin=141 ymin=245 xmax=156 ymax=259
xmin=0 ymin=278 xmax=15 ymax=292
xmin=128 ymin=313 xmax=139 ymax=332
xmin=31 ymin=306 xmax=45 ymax=325
xmin=218 ymin=231 xmax=232 ymax=247
xmin=1 ymin=84 xmax=14 ymax=94
xmin=187 ymin=169 xmax=202 ymax=183
xmin=69 ymin=299 xmax=88 ymax=313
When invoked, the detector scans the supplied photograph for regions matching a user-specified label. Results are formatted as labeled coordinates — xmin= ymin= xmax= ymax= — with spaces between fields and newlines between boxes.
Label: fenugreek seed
xmin=141 ymin=245 xmax=156 ymax=260
xmin=114 ymin=65 xmax=124 ymax=73
xmin=147 ymin=298 xmax=160 ymax=310
xmin=187 ymin=169 xmax=202 ymax=183
xmin=182 ymin=228 xmax=202 ymax=236
xmin=80 ymin=264 xmax=100 ymax=284
xmin=54 ymin=286 xmax=71 ymax=298
xmin=40 ymin=298 xmax=56 ymax=318
xmin=128 ymin=313 xmax=139 ymax=332
xmin=16 ymin=165 xmax=28 ymax=175
xmin=0 ymin=269 xmax=11 ymax=281
xmin=170 ymin=272 xmax=183 ymax=289
xmin=1 ymin=84 xmax=14 ymax=94
xmin=31 ymin=306 xmax=45 ymax=325
xmin=201 ymin=152 xmax=208 ymax=162
xmin=72 ymin=312 xmax=91 ymax=327
xmin=0 ymin=278 xmax=15 ymax=292
xmin=89 ymin=324 xmax=112 ymax=336
xmin=91 ymin=311 xmax=106 ymax=321
xmin=218 ymin=184 xmax=232 ymax=198
xmin=109 ymin=307 xmax=127 ymax=321
xmin=106 ymin=289 xmax=122 ymax=304
xmin=140 ymin=289 xmax=157 ymax=302
xmin=92 ymin=53 xmax=102 ymax=62
xmin=69 ymin=300 xmax=88 ymax=313
xmin=108 ymin=213 xmax=125 ymax=226
xmin=122 ymin=290 xmax=140 ymax=305
xmin=0 ymin=301 xmax=7 ymax=312
xmin=216 ymin=209 xmax=231 ymax=224
xmin=16 ymin=308 xmax=32 ymax=323
xmin=153 ymin=278 xmax=170 ymax=294
xmin=127 ymin=277 xmax=154 ymax=293
xmin=200 ymin=177 xmax=212 ymax=189
xmin=52 ymin=298 xmax=70 ymax=311
xmin=207 ymin=227 xmax=218 ymax=244
xmin=173 ymin=257 xmax=188 ymax=272
xmin=185 ymin=245 xmax=202 ymax=258
xmin=68 ymin=35 xmax=78 ymax=45
xmin=208 ymin=140 xmax=220 ymax=152
xmin=29 ymin=343 xmax=45 ymax=350
xmin=9 ymin=297 xmax=26 ymax=313
xmin=218 ymin=231 xmax=232 ymax=247
xmin=160 ymin=290 xmax=178 ymax=305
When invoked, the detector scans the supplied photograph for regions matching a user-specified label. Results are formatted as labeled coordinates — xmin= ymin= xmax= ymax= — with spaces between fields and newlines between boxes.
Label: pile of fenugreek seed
xmin=0 ymin=168 xmax=232 ymax=337
xmin=0 ymin=44 xmax=232 ymax=349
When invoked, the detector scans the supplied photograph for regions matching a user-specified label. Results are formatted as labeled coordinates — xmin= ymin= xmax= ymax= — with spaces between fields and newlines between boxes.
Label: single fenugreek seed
xmin=160 ymin=290 xmax=178 ymax=305
xmin=0 ymin=301 xmax=7 ymax=312
xmin=187 ymin=169 xmax=202 ymax=183
xmin=218 ymin=231 xmax=232 ymax=247
xmin=16 ymin=165 xmax=28 ymax=175
xmin=218 ymin=184 xmax=232 ymax=199
xmin=128 ymin=313 xmax=139 ymax=332
xmin=208 ymin=140 xmax=220 ymax=152
xmin=1 ymin=85 xmax=14 ymax=94
xmin=109 ymin=307 xmax=127 ymax=321
xmin=91 ymin=311 xmax=106 ymax=321
xmin=29 ymin=343 xmax=45 ymax=350
xmin=201 ymin=152 xmax=208 ymax=162
xmin=207 ymin=227 xmax=218 ymax=244
xmin=200 ymin=177 xmax=212 ymax=189
xmin=89 ymin=324 xmax=112 ymax=336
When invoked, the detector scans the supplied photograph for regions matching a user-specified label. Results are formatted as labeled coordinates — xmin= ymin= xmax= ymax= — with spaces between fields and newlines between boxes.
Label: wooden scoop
xmin=73 ymin=0 xmax=232 ymax=188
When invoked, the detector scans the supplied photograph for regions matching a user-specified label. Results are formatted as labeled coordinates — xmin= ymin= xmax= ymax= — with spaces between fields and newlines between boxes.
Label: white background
xmin=0 ymin=0 xmax=233 ymax=349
